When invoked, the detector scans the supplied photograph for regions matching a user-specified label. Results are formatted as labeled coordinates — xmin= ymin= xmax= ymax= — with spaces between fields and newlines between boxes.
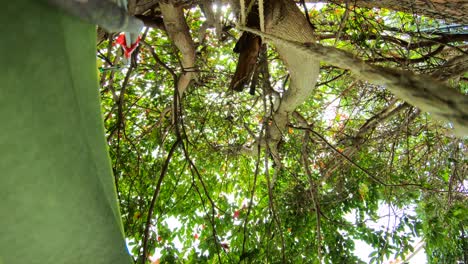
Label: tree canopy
xmin=97 ymin=0 xmax=468 ymax=263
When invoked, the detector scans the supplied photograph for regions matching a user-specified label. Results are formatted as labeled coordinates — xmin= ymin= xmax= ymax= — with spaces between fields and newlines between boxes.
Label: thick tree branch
xmin=160 ymin=3 xmax=197 ymax=96
xmin=263 ymin=0 xmax=320 ymax=143
xmin=235 ymin=0 xmax=320 ymax=160
xmin=240 ymin=27 xmax=468 ymax=136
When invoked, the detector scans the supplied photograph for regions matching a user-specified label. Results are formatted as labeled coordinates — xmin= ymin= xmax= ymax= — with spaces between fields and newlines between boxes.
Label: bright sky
xmin=346 ymin=203 xmax=427 ymax=263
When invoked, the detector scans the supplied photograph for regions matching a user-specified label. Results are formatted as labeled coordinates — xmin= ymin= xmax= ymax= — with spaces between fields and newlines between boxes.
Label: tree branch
xmin=160 ymin=3 xmax=197 ymax=96
xmin=141 ymin=138 xmax=182 ymax=263
xmin=240 ymin=27 xmax=468 ymax=136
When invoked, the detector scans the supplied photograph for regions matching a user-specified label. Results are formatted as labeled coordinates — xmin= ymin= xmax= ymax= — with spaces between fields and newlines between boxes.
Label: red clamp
xmin=114 ymin=33 xmax=141 ymax=59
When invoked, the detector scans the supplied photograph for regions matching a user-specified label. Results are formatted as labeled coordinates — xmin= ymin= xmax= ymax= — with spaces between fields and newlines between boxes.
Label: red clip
xmin=114 ymin=34 xmax=141 ymax=59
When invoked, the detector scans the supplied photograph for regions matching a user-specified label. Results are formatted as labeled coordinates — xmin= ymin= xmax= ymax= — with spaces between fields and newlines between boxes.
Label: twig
xmin=300 ymin=0 xmax=315 ymax=31
xmin=141 ymin=138 xmax=182 ymax=263
xmin=300 ymin=129 xmax=322 ymax=261
xmin=334 ymin=0 xmax=350 ymax=46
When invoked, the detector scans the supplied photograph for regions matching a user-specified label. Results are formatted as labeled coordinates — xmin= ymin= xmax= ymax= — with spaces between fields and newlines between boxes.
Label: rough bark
xmin=159 ymin=3 xmax=196 ymax=96
xmin=230 ymin=5 xmax=263 ymax=92
xmin=236 ymin=0 xmax=320 ymax=161
xmin=134 ymin=0 xmax=159 ymax=14
xmin=264 ymin=0 xmax=320 ymax=139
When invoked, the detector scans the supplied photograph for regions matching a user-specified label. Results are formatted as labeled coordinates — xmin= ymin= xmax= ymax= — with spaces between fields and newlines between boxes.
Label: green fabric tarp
xmin=0 ymin=1 xmax=132 ymax=263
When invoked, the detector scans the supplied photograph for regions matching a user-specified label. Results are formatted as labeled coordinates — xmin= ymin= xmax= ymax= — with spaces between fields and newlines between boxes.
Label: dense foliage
xmin=97 ymin=3 xmax=467 ymax=263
